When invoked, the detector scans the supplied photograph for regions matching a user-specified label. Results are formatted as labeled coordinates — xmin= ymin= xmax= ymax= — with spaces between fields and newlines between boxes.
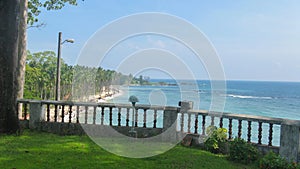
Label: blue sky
xmin=27 ymin=1 xmax=300 ymax=82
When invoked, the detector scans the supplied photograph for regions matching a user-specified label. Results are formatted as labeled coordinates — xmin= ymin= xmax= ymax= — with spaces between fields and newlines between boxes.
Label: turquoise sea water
xmin=115 ymin=80 xmax=300 ymax=120
xmin=107 ymin=80 xmax=300 ymax=146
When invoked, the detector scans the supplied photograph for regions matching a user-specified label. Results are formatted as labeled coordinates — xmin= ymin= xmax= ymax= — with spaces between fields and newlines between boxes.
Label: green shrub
xmin=204 ymin=126 xmax=228 ymax=154
xmin=229 ymin=137 xmax=259 ymax=164
xmin=259 ymin=151 xmax=299 ymax=169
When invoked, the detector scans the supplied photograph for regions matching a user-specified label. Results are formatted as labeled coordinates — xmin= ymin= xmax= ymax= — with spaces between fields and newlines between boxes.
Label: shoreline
xmin=97 ymin=89 xmax=123 ymax=103
xmin=87 ymin=86 xmax=124 ymax=103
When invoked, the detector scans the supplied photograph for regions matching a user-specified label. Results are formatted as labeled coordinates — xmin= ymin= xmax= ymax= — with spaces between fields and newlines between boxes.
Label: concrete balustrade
xmin=17 ymin=99 xmax=300 ymax=162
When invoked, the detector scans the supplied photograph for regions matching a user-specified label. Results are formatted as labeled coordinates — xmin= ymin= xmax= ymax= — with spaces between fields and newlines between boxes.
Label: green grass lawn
xmin=0 ymin=130 xmax=256 ymax=169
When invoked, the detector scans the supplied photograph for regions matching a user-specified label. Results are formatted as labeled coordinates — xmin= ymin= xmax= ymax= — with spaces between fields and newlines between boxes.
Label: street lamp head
xmin=66 ymin=39 xmax=75 ymax=43
xmin=61 ymin=39 xmax=75 ymax=44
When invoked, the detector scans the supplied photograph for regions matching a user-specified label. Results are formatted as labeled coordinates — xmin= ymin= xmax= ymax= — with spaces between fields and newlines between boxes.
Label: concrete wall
xmin=37 ymin=121 xmax=163 ymax=137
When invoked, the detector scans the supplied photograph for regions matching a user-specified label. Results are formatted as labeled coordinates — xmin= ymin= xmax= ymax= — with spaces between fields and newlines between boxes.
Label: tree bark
xmin=17 ymin=0 xmax=28 ymax=118
xmin=0 ymin=0 xmax=20 ymax=133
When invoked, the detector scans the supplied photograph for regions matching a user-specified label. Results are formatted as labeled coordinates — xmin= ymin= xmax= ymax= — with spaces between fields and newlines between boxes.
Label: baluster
xmin=84 ymin=106 xmax=88 ymax=124
xmin=268 ymin=123 xmax=273 ymax=146
xmin=135 ymin=108 xmax=138 ymax=127
xmin=54 ymin=105 xmax=58 ymax=122
xmin=202 ymin=115 xmax=206 ymax=135
xmin=126 ymin=108 xmax=129 ymax=126
xmin=258 ymin=122 xmax=263 ymax=144
xmin=76 ymin=106 xmax=80 ymax=123
xmin=24 ymin=103 xmax=28 ymax=120
xmin=46 ymin=104 xmax=50 ymax=122
xmin=180 ymin=113 xmax=184 ymax=132
xmin=143 ymin=109 xmax=147 ymax=128
xmin=247 ymin=121 xmax=252 ymax=143
xmin=153 ymin=109 xmax=157 ymax=128
xmin=69 ymin=105 xmax=73 ymax=123
xmin=211 ymin=116 xmax=215 ymax=126
xmin=194 ymin=114 xmax=198 ymax=134
xmin=61 ymin=105 xmax=65 ymax=123
xmin=219 ymin=117 xmax=223 ymax=128
xmin=93 ymin=106 xmax=97 ymax=124
xmin=187 ymin=113 xmax=191 ymax=133
xmin=238 ymin=120 xmax=242 ymax=138
xmin=109 ymin=107 xmax=113 ymax=126
xmin=118 ymin=108 xmax=121 ymax=126
xmin=101 ymin=107 xmax=105 ymax=125
xmin=228 ymin=119 xmax=233 ymax=140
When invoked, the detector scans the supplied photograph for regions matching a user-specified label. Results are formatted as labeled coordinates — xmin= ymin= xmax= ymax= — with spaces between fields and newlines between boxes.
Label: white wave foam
xmin=227 ymin=94 xmax=272 ymax=99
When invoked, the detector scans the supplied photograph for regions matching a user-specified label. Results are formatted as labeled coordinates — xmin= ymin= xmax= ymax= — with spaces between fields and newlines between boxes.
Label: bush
xmin=204 ymin=126 xmax=228 ymax=154
xmin=259 ymin=151 xmax=299 ymax=169
xmin=229 ymin=137 xmax=259 ymax=164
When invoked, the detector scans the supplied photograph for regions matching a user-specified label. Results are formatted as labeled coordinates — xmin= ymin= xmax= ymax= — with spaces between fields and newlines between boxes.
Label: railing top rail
xmin=18 ymin=99 xmax=178 ymax=111
xmin=187 ymin=109 xmax=300 ymax=125
xmin=18 ymin=99 xmax=300 ymax=126
xmin=17 ymin=99 xmax=33 ymax=104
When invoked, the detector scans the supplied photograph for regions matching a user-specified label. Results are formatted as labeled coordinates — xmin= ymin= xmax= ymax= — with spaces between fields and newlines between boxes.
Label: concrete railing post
xmin=162 ymin=101 xmax=193 ymax=142
xmin=162 ymin=106 xmax=179 ymax=142
xmin=162 ymin=101 xmax=193 ymax=131
xmin=178 ymin=101 xmax=193 ymax=141
xmin=29 ymin=101 xmax=44 ymax=129
xmin=279 ymin=121 xmax=300 ymax=162
xmin=179 ymin=101 xmax=193 ymax=113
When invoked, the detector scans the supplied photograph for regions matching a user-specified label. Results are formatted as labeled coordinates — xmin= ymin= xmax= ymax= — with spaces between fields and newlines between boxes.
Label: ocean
xmin=106 ymin=80 xmax=300 ymax=146
xmin=114 ymin=80 xmax=300 ymax=121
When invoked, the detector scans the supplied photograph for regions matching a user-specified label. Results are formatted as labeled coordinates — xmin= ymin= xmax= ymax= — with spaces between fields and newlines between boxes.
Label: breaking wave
xmin=227 ymin=94 xmax=272 ymax=99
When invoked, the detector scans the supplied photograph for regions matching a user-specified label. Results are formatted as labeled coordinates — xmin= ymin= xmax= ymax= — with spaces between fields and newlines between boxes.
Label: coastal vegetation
xmin=201 ymin=126 xmax=300 ymax=169
xmin=24 ymin=50 xmax=177 ymax=100
xmin=24 ymin=50 xmax=138 ymax=100
xmin=228 ymin=138 xmax=260 ymax=164
xmin=259 ymin=151 xmax=300 ymax=169
xmin=204 ymin=126 xmax=228 ymax=154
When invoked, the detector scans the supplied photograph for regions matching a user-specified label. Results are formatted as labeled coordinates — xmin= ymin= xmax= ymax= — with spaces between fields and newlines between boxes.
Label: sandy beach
xmin=87 ymin=86 xmax=123 ymax=103
xmin=96 ymin=89 xmax=123 ymax=103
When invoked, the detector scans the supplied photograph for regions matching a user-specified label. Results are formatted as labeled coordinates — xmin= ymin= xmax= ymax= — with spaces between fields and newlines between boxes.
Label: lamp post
xmin=55 ymin=32 xmax=74 ymax=101
xmin=129 ymin=95 xmax=139 ymax=137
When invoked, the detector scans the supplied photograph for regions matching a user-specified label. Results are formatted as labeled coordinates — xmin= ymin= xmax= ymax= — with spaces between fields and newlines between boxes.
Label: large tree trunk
xmin=0 ymin=0 xmax=20 ymax=134
xmin=17 ymin=0 xmax=28 ymax=118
